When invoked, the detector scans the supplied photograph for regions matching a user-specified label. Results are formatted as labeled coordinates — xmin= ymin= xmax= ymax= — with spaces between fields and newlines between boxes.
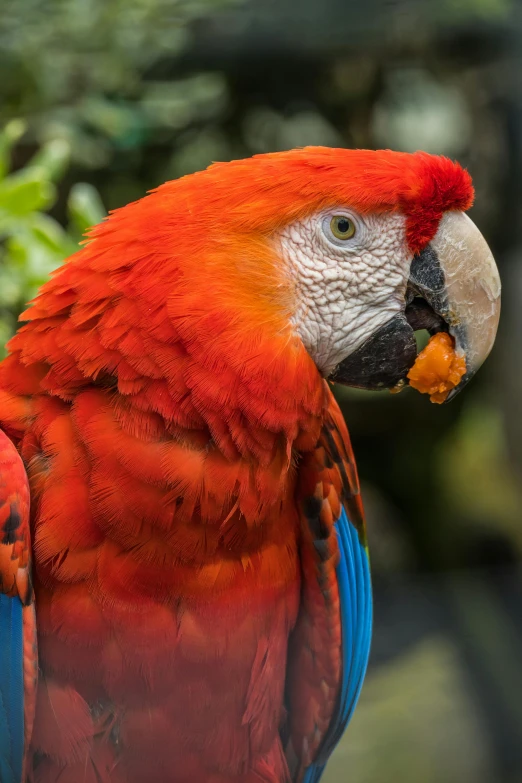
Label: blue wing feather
xmin=303 ymin=507 xmax=372 ymax=783
xmin=0 ymin=592 xmax=24 ymax=783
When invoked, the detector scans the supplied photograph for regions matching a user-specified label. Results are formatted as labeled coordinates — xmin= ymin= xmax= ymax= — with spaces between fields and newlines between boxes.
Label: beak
xmin=330 ymin=211 xmax=501 ymax=400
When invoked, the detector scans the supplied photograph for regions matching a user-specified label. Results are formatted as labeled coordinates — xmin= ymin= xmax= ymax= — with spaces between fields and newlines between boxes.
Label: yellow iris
xmin=330 ymin=215 xmax=356 ymax=240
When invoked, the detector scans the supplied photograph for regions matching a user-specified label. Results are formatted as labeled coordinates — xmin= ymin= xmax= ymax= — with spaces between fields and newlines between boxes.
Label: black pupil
xmin=337 ymin=218 xmax=350 ymax=233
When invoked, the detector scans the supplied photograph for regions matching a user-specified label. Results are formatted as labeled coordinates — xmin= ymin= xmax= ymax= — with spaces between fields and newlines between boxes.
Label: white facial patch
xmin=275 ymin=209 xmax=413 ymax=375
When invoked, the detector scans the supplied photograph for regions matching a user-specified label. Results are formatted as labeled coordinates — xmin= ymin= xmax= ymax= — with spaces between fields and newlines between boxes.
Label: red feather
xmin=0 ymin=147 xmax=473 ymax=780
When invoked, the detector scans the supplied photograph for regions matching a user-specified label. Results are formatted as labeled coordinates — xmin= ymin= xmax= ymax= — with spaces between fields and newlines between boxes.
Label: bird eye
xmin=321 ymin=211 xmax=363 ymax=248
xmin=329 ymin=215 xmax=356 ymax=240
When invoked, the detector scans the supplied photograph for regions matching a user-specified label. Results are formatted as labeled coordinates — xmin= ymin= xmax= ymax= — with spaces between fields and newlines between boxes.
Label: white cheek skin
xmin=276 ymin=211 xmax=412 ymax=375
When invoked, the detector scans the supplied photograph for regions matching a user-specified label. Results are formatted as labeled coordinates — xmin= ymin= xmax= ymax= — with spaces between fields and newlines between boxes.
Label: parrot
xmin=0 ymin=147 xmax=500 ymax=783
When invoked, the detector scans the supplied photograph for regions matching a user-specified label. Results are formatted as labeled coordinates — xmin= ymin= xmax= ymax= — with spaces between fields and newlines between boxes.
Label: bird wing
xmin=286 ymin=385 xmax=372 ymax=782
xmin=0 ymin=430 xmax=37 ymax=783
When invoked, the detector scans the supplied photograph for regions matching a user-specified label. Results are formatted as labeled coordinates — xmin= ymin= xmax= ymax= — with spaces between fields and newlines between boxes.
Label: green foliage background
xmin=0 ymin=120 xmax=105 ymax=351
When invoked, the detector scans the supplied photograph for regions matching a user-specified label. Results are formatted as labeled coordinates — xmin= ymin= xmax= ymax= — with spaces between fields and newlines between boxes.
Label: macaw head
xmin=15 ymin=147 xmax=500 ymax=418
xmin=228 ymin=146 xmax=500 ymax=399
xmin=150 ymin=146 xmax=498 ymax=400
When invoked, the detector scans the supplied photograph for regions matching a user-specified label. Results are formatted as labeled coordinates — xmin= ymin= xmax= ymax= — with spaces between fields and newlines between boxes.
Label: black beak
xmin=330 ymin=212 xmax=501 ymax=400
xmin=329 ymin=312 xmax=417 ymax=391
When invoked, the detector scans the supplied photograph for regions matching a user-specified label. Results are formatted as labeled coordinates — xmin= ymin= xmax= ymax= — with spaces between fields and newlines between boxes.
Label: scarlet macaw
xmin=0 ymin=148 xmax=500 ymax=783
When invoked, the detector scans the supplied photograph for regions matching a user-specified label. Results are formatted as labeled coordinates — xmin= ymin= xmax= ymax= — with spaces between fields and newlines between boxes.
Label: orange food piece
xmin=407 ymin=332 xmax=466 ymax=404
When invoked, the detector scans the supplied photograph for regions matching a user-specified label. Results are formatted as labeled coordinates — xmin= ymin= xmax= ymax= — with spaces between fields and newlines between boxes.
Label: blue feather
xmin=303 ymin=508 xmax=373 ymax=782
xmin=0 ymin=592 xmax=24 ymax=783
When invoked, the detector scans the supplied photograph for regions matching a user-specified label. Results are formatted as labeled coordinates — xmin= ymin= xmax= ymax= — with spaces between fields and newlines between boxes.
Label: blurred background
xmin=1 ymin=0 xmax=521 ymax=780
